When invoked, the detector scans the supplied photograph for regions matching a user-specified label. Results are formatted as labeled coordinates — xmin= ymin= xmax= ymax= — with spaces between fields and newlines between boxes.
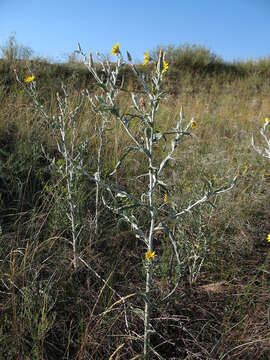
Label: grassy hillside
xmin=0 ymin=47 xmax=270 ymax=359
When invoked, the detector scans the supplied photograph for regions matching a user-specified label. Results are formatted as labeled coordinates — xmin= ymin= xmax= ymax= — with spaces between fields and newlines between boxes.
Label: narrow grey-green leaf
xmin=127 ymin=51 xmax=132 ymax=62
xmin=142 ymin=147 xmax=151 ymax=158
xmin=145 ymin=127 xmax=152 ymax=139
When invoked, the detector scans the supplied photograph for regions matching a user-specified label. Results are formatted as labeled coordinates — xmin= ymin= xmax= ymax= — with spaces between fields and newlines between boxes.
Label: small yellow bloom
xmin=191 ymin=121 xmax=196 ymax=128
xmin=186 ymin=186 xmax=191 ymax=192
xmin=267 ymin=234 xmax=270 ymax=242
xmin=145 ymin=251 xmax=155 ymax=260
xmin=111 ymin=43 xmax=120 ymax=55
xmin=24 ymin=75 xmax=35 ymax=83
xmin=265 ymin=117 xmax=270 ymax=124
xmin=162 ymin=60 xmax=168 ymax=73
xmin=164 ymin=193 xmax=168 ymax=203
xmin=56 ymin=92 xmax=59 ymax=97
xmin=143 ymin=52 xmax=150 ymax=65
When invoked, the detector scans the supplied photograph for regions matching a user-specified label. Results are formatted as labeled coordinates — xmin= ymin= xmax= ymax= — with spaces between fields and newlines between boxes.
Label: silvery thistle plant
xmin=74 ymin=45 xmax=236 ymax=358
xmin=15 ymin=72 xmax=84 ymax=269
xmin=252 ymin=118 xmax=270 ymax=160
xmin=14 ymin=61 xmax=145 ymax=351
xmin=16 ymin=66 xmax=133 ymax=334
xmin=252 ymin=118 xmax=270 ymax=245
xmin=77 ymin=43 xmax=125 ymax=236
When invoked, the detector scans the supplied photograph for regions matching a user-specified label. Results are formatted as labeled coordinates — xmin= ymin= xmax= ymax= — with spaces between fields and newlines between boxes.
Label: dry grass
xmin=0 ymin=57 xmax=270 ymax=359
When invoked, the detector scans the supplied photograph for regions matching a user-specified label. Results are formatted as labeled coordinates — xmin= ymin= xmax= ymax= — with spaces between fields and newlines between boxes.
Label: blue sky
xmin=1 ymin=0 xmax=270 ymax=63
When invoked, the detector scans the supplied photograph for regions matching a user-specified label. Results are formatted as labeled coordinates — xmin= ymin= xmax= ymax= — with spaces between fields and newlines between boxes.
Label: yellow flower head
xmin=191 ymin=121 xmax=196 ymax=128
xmin=145 ymin=251 xmax=155 ymax=260
xmin=143 ymin=52 xmax=151 ymax=65
xmin=267 ymin=234 xmax=270 ymax=242
xmin=111 ymin=43 xmax=120 ymax=55
xmin=265 ymin=117 xmax=270 ymax=124
xmin=24 ymin=75 xmax=35 ymax=83
xmin=162 ymin=60 xmax=168 ymax=73
xmin=164 ymin=193 xmax=168 ymax=203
